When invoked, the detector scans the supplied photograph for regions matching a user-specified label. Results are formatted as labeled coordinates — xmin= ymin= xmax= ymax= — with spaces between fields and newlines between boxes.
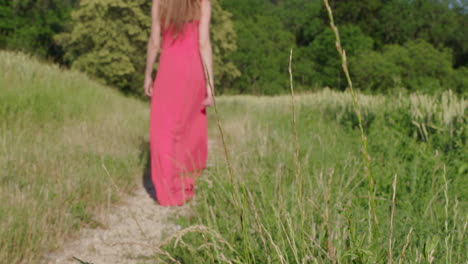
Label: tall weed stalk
xmin=202 ymin=61 xmax=254 ymax=261
xmin=323 ymin=0 xmax=378 ymax=240
xmin=288 ymin=49 xmax=304 ymax=225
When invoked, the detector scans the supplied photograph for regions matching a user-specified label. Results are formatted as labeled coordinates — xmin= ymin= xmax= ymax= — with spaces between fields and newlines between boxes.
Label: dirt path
xmin=43 ymin=139 xmax=216 ymax=264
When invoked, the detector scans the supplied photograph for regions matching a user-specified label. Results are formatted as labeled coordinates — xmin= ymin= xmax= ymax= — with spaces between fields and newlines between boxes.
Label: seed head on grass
xmin=322 ymin=0 xmax=377 ymax=241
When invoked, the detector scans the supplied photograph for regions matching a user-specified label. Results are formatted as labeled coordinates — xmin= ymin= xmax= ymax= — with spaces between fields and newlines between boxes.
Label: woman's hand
xmin=202 ymin=95 xmax=213 ymax=107
xmin=144 ymin=76 xmax=153 ymax=97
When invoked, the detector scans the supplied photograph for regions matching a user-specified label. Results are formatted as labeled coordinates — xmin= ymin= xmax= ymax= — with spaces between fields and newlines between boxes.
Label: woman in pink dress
xmin=143 ymin=0 xmax=214 ymax=206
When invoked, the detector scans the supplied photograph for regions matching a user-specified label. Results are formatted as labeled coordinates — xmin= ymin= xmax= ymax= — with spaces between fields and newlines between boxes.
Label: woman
xmin=143 ymin=0 xmax=214 ymax=206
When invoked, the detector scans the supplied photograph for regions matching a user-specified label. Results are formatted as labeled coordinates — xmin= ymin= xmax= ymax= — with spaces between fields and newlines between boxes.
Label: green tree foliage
xmin=56 ymin=0 xmax=238 ymax=95
xmin=208 ymin=1 xmax=240 ymax=91
xmin=351 ymin=39 xmax=468 ymax=93
xmin=327 ymin=0 xmax=468 ymax=67
xmin=222 ymin=0 xmax=296 ymax=94
xmin=1 ymin=0 xmax=466 ymax=95
xmin=227 ymin=15 xmax=294 ymax=94
xmin=298 ymin=25 xmax=374 ymax=90
xmin=55 ymin=0 xmax=152 ymax=94
xmin=220 ymin=0 xmax=466 ymax=94
xmin=323 ymin=0 xmax=384 ymax=37
xmin=0 ymin=0 xmax=77 ymax=60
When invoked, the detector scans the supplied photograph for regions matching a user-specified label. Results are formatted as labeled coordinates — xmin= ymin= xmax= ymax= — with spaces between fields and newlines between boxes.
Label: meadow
xmin=0 ymin=50 xmax=466 ymax=263
xmin=157 ymin=89 xmax=467 ymax=263
xmin=0 ymin=51 xmax=149 ymax=263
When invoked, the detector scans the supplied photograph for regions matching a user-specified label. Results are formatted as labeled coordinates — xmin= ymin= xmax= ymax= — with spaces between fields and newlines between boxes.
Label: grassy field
xmin=158 ymin=90 xmax=467 ymax=263
xmin=0 ymin=51 xmax=149 ymax=263
xmin=1 ymin=50 xmax=466 ymax=263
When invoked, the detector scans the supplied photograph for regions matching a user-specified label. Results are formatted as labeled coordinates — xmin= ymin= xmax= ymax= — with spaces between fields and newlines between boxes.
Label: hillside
xmin=0 ymin=51 xmax=149 ymax=263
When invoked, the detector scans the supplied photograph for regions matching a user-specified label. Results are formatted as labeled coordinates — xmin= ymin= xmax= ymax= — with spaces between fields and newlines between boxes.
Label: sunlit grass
xmin=1 ymin=49 xmax=466 ymax=263
xmin=0 ymin=51 xmax=149 ymax=263
xmin=156 ymin=89 xmax=466 ymax=263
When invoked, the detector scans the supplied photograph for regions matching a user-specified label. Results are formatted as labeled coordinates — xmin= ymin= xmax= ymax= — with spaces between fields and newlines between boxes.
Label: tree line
xmin=0 ymin=0 xmax=78 ymax=61
xmin=223 ymin=0 xmax=467 ymax=94
xmin=1 ymin=0 xmax=466 ymax=96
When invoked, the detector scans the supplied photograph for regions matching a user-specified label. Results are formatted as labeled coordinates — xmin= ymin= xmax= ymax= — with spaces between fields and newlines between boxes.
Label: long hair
xmin=159 ymin=0 xmax=201 ymax=37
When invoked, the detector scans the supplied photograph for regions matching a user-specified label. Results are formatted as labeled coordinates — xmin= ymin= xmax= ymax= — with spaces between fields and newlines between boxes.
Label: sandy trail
xmin=43 ymin=139 xmax=216 ymax=264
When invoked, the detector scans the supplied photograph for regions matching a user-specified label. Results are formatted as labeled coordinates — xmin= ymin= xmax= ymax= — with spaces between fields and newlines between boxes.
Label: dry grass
xmin=0 ymin=51 xmax=149 ymax=263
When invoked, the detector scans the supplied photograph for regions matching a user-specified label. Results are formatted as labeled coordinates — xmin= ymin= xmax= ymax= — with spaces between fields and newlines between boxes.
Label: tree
xmin=56 ymin=0 xmax=238 ymax=95
xmin=301 ymin=25 xmax=374 ymax=90
xmin=351 ymin=39 xmax=465 ymax=93
xmin=321 ymin=0 xmax=384 ymax=37
xmin=226 ymin=15 xmax=294 ymax=94
xmin=0 ymin=0 xmax=77 ymax=60
xmin=210 ymin=0 xmax=240 ymax=89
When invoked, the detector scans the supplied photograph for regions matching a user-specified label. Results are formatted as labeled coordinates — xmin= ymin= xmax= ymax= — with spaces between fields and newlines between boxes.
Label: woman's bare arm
xmin=144 ymin=0 xmax=161 ymax=97
xmin=199 ymin=0 xmax=214 ymax=99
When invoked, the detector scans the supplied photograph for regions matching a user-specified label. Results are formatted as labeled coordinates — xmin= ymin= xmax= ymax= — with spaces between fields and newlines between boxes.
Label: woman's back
xmin=158 ymin=0 xmax=203 ymax=77
xmin=160 ymin=21 xmax=200 ymax=55
xmin=157 ymin=20 xmax=204 ymax=90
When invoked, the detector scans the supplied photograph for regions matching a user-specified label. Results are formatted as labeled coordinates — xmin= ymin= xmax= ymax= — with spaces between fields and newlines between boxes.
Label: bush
xmin=351 ymin=39 xmax=466 ymax=93
xmin=300 ymin=24 xmax=374 ymax=90
xmin=225 ymin=15 xmax=294 ymax=95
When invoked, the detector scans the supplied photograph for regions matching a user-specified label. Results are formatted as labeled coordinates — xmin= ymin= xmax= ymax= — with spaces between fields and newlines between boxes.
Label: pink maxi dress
xmin=150 ymin=20 xmax=208 ymax=206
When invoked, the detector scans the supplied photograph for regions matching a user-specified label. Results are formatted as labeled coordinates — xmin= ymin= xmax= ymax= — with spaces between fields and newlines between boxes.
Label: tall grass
xmin=151 ymin=10 xmax=466 ymax=261
xmin=153 ymin=87 xmax=466 ymax=263
xmin=0 ymin=51 xmax=148 ymax=263
xmin=323 ymin=0 xmax=377 ymax=241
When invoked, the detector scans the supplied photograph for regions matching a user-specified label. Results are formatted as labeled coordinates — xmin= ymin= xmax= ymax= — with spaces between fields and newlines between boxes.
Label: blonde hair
xmin=159 ymin=0 xmax=201 ymax=36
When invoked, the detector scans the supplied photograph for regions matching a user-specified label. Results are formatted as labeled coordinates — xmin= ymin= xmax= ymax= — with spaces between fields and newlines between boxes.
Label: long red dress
xmin=150 ymin=20 xmax=208 ymax=206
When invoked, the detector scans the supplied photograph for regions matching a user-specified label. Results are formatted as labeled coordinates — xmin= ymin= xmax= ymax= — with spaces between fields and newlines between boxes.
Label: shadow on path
xmin=139 ymin=141 xmax=157 ymax=201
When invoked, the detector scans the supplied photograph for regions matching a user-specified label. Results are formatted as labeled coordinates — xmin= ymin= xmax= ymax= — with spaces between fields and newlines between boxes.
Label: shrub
xmin=352 ymin=39 xmax=464 ymax=93
xmin=301 ymin=24 xmax=374 ymax=90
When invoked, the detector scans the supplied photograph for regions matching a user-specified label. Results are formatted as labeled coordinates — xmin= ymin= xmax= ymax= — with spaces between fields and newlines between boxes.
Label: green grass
xmin=157 ymin=91 xmax=467 ymax=263
xmin=0 ymin=51 xmax=149 ymax=263
xmin=1 ymin=50 xmax=466 ymax=264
